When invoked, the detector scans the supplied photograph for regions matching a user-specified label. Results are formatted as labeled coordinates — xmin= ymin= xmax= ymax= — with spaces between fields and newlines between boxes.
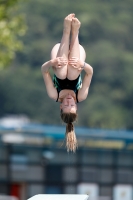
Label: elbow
xmin=48 ymin=92 xmax=54 ymax=99
xmin=41 ymin=65 xmax=48 ymax=74
xmin=90 ymin=66 xmax=93 ymax=75
xmin=87 ymin=67 xmax=93 ymax=77
xmin=47 ymin=92 xmax=56 ymax=101
xmin=79 ymin=96 xmax=87 ymax=102
xmin=85 ymin=63 xmax=93 ymax=76
xmin=41 ymin=65 xmax=44 ymax=72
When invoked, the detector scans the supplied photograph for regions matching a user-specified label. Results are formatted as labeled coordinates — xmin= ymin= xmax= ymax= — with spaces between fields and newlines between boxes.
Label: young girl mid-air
xmin=41 ymin=13 xmax=93 ymax=152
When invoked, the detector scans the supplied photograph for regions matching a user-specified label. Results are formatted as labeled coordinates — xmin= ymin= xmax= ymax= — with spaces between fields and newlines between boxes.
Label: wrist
xmin=81 ymin=62 xmax=85 ymax=69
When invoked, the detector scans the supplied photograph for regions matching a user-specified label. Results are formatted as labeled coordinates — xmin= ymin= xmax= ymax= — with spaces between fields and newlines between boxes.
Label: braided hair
xmin=60 ymin=110 xmax=78 ymax=152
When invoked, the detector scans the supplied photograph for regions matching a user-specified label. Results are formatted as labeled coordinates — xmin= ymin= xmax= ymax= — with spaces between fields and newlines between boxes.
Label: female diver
xmin=41 ymin=13 xmax=93 ymax=152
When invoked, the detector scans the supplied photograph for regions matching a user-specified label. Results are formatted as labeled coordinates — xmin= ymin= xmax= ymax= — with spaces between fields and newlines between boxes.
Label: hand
xmin=51 ymin=57 xmax=68 ymax=68
xmin=68 ymin=57 xmax=84 ymax=71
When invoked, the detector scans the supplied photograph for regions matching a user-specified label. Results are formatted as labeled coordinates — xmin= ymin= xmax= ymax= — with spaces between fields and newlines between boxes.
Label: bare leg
xmin=79 ymin=44 xmax=86 ymax=61
xmin=51 ymin=14 xmax=75 ymax=79
xmin=67 ymin=18 xmax=85 ymax=80
xmin=69 ymin=17 xmax=81 ymax=58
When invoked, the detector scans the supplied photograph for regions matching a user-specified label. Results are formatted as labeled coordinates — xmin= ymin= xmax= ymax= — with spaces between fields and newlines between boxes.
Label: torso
xmin=53 ymin=75 xmax=82 ymax=103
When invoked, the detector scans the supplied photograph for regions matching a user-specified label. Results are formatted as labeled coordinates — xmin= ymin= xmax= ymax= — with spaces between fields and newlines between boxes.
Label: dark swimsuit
xmin=53 ymin=75 xmax=82 ymax=103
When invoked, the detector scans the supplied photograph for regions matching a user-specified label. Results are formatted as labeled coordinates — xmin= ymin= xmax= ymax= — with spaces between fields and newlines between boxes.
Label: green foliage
xmin=0 ymin=0 xmax=26 ymax=69
xmin=1 ymin=0 xmax=133 ymax=129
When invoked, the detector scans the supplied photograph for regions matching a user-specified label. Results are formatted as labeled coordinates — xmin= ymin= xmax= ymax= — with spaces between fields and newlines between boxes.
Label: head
xmin=60 ymin=93 xmax=78 ymax=125
xmin=60 ymin=94 xmax=78 ymax=152
xmin=60 ymin=93 xmax=77 ymax=114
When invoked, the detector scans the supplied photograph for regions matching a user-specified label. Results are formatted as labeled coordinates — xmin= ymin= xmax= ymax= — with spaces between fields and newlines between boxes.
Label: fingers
xmin=68 ymin=57 xmax=81 ymax=69
xmin=69 ymin=57 xmax=79 ymax=63
xmin=56 ymin=57 xmax=68 ymax=68
xmin=69 ymin=57 xmax=79 ymax=60
xmin=58 ymin=57 xmax=68 ymax=64
xmin=55 ymin=56 xmax=82 ymax=70
xmin=69 ymin=62 xmax=78 ymax=68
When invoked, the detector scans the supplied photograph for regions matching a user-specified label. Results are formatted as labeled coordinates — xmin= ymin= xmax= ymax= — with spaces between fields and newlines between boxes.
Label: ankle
xmin=71 ymin=30 xmax=79 ymax=36
xmin=63 ymin=28 xmax=71 ymax=35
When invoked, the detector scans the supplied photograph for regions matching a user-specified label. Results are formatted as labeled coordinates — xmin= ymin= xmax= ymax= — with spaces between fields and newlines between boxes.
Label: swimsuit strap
xmin=56 ymin=90 xmax=60 ymax=102
xmin=76 ymin=90 xmax=79 ymax=103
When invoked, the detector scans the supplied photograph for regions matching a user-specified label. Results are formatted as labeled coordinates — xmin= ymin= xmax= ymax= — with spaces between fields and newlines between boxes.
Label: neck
xmin=59 ymin=89 xmax=76 ymax=97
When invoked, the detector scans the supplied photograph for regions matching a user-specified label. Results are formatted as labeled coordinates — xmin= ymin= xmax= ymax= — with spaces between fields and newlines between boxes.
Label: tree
xmin=0 ymin=0 xmax=26 ymax=69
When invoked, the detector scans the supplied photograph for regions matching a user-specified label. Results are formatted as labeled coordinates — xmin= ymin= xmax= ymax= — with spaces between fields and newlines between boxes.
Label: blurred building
xmin=0 ymin=119 xmax=133 ymax=200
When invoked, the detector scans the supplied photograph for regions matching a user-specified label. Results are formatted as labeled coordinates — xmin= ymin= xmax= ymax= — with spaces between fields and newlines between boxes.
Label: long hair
xmin=60 ymin=110 xmax=78 ymax=152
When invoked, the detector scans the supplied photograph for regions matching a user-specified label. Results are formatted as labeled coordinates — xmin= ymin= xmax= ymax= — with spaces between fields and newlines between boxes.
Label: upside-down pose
xmin=41 ymin=13 xmax=93 ymax=152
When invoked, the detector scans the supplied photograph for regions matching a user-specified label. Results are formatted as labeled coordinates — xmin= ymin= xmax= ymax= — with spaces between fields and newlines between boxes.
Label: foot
xmin=71 ymin=17 xmax=81 ymax=34
xmin=63 ymin=13 xmax=75 ymax=34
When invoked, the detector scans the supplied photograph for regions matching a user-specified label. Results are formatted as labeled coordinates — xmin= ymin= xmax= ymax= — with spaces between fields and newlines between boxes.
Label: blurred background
xmin=0 ymin=0 xmax=133 ymax=199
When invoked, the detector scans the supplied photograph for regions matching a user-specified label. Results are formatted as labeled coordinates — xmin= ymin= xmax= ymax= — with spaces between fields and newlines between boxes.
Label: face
xmin=60 ymin=94 xmax=77 ymax=113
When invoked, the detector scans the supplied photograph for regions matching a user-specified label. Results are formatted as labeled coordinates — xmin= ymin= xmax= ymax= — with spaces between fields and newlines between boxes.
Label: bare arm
xmin=41 ymin=60 xmax=58 ymax=101
xmin=68 ymin=57 xmax=93 ymax=101
xmin=78 ymin=62 xmax=93 ymax=102
xmin=41 ymin=57 xmax=68 ymax=100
